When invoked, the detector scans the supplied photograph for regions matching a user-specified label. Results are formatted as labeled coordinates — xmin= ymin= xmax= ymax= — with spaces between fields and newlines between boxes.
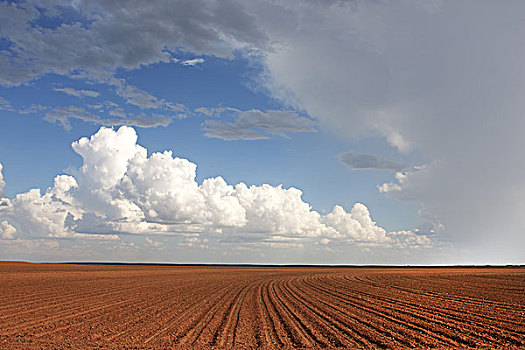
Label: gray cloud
xmin=109 ymin=79 xmax=186 ymax=112
xmin=11 ymin=79 xmax=186 ymax=129
xmin=203 ymin=108 xmax=316 ymax=140
xmin=0 ymin=0 xmax=266 ymax=86
xmin=43 ymin=105 xmax=172 ymax=130
xmin=337 ymin=152 xmax=408 ymax=172
xmin=250 ymin=0 xmax=525 ymax=262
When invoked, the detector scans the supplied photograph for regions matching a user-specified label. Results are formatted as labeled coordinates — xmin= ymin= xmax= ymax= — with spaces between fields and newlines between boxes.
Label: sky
xmin=0 ymin=0 xmax=524 ymax=264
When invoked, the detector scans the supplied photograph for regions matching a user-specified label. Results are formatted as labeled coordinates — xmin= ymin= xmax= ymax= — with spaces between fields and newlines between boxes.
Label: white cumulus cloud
xmin=0 ymin=127 xmax=429 ymax=252
xmin=0 ymin=221 xmax=17 ymax=240
xmin=0 ymin=166 xmax=15 ymax=241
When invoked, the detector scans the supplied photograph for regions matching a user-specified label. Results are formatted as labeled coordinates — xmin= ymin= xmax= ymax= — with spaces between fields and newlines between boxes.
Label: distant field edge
xmin=0 ymin=260 xmax=523 ymax=268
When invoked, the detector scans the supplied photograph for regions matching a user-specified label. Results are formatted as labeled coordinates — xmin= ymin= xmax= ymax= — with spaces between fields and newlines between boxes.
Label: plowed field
xmin=0 ymin=263 xmax=523 ymax=349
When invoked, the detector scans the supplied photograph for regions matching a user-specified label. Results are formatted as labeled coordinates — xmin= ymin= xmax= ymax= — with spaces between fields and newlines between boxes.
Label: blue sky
xmin=1 ymin=0 xmax=524 ymax=264
xmin=0 ymin=61 xmax=426 ymax=262
xmin=0 ymin=55 xmax=420 ymax=228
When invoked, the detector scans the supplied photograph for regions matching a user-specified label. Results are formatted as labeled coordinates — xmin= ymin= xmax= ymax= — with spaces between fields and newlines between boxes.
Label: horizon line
xmin=1 ymin=260 xmax=523 ymax=268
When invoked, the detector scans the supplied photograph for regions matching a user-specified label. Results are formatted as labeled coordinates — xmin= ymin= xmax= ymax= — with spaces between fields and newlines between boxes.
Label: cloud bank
xmin=247 ymin=0 xmax=525 ymax=260
xmin=0 ymin=127 xmax=430 ymax=254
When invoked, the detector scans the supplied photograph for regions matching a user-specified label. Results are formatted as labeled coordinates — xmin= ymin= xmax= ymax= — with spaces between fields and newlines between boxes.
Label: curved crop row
xmin=0 ymin=264 xmax=523 ymax=349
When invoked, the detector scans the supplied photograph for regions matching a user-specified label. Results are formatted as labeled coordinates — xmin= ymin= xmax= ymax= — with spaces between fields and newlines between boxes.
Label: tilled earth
xmin=0 ymin=262 xmax=523 ymax=349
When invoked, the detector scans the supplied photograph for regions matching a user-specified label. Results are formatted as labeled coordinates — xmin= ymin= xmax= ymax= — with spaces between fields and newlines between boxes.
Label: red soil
xmin=0 ymin=263 xmax=523 ymax=349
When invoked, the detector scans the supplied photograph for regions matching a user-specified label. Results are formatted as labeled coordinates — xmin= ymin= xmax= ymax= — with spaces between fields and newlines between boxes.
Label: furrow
xmin=359 ymin=275 xmax=524 ymax=312
xmin=282 ymin=276 xmax=376 ymax=348
xmin=293 ymin=276 xmax=414 ymax=349
xmin=142 ymin=281 xmax=235 ymax=345
xmin=267 ymin=279 xmax=312 ymax=348
xmin=307 ymin=275 xmax=467 ymax=347
xmin=181 ymin=283 xmax=246 ymax=345
xmin=215 ymin=283 xmax=251 ymax=348
xmin=2 ymin=284 xmax=155 ymax=336
xmin=257 ymin=280 xmax=278 ymax=348
xmin=335 ymin=275 xmax=525 ymax=344
xmin=0 ymin=280 xmax=146 ymax=322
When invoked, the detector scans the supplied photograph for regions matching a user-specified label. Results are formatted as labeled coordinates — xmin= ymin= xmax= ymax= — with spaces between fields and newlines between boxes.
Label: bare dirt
xmin=0 ymin=262 xmax=523 ymax=349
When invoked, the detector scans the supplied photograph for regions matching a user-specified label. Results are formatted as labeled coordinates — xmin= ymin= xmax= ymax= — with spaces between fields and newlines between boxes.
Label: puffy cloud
xmin=0 ymin=221 xmax=17 ymax=240
xmin=203 ymin=108 xmax=316 ymax=140
xmin=53 ymin=87 xmax=100 ymax=98
xmin=322 ymin=204 xmax=390 ymax=243
xmin=3 ymin=176 xmax=81 ymax=238
xmin=337 ymin=152 xmax=408 ymax=172
xmin=0 ymin=127 xmax=428 ymax=252
xmin=72 ymin=126 xmax=146 ymax=189
xmin=120 ymin=150 xmax=246 ymax=227
xmin=378 ymin=171 xmax=411 ymax=194
xmin=234 ymin=183 xmax=323 ymax=237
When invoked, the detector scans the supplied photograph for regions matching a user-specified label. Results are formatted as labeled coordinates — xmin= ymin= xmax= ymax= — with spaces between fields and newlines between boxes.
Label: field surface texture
xmin=0 ymin=263 xmax=523 ymax=349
